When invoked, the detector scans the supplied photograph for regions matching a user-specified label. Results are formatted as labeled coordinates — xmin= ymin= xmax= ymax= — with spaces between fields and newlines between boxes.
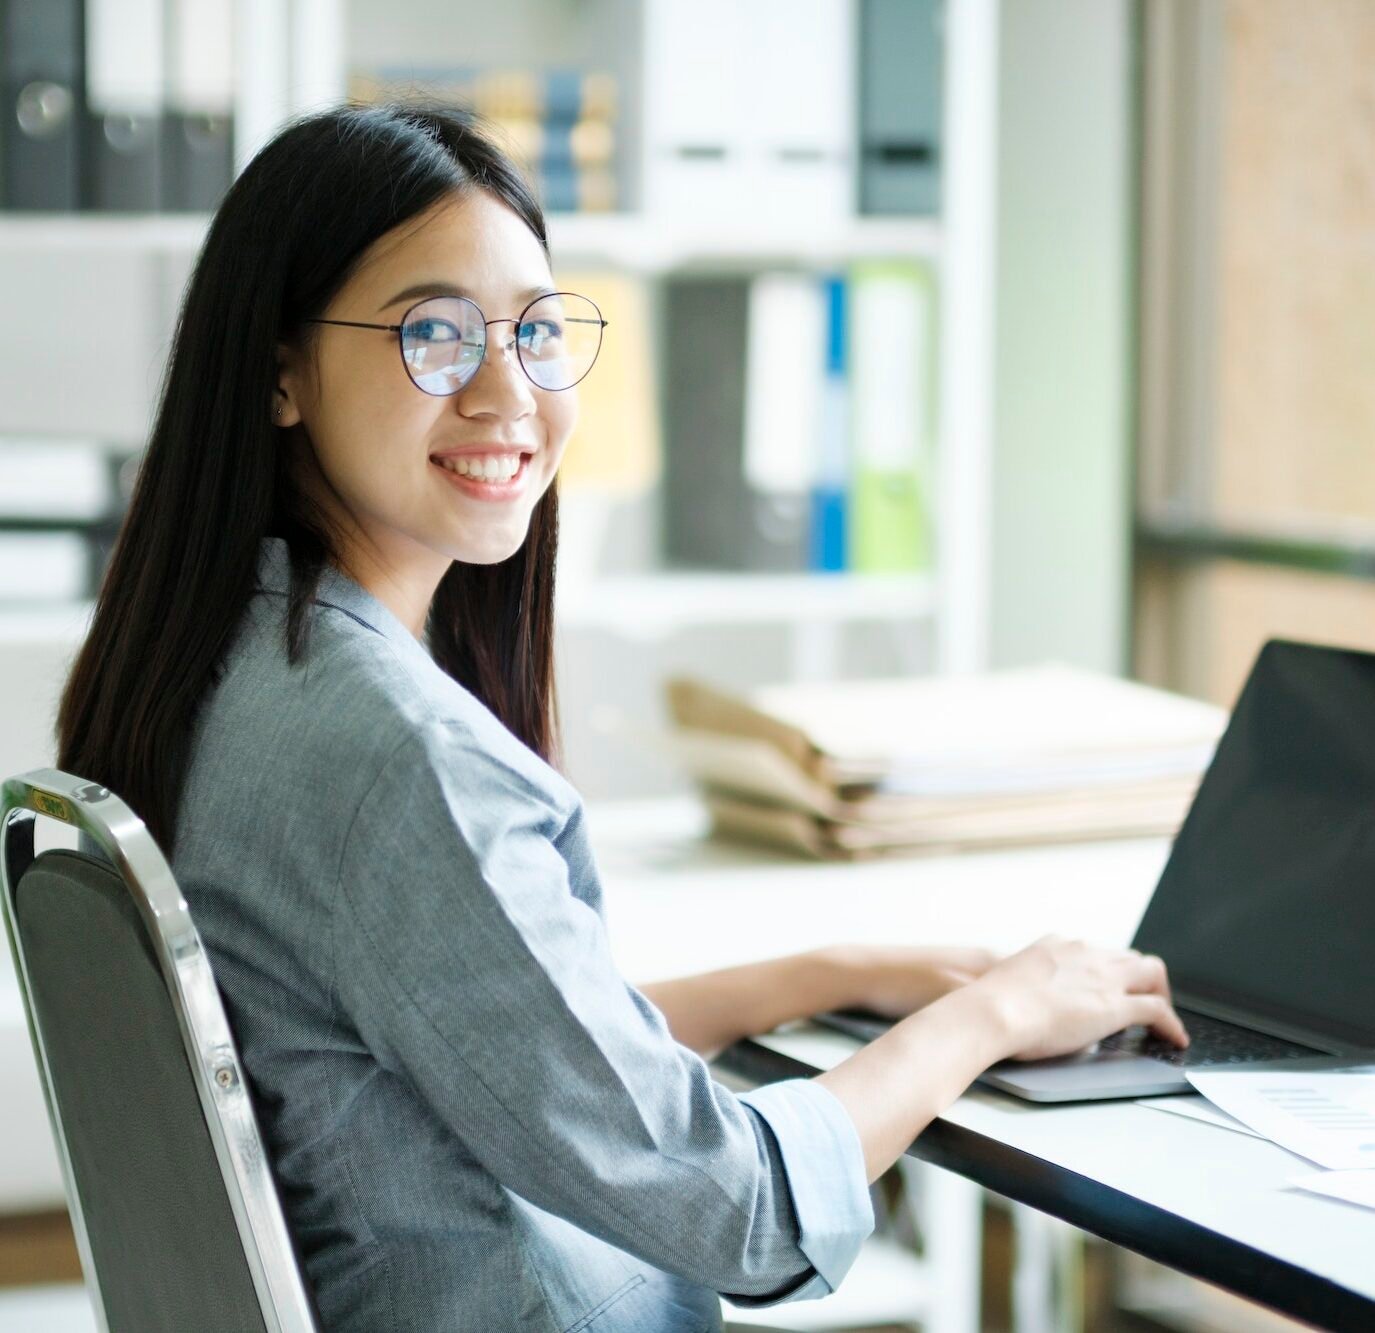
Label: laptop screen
xmin=1132 ymin=639 xmax=1375 ymax=1050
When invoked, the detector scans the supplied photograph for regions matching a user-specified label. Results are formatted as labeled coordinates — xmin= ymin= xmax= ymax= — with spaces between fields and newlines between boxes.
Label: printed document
xmin=1187 ymin=1063 xmax=1375 ymax=1170
xmin=1135 ymin=1094 xmax=1263 ymax=1139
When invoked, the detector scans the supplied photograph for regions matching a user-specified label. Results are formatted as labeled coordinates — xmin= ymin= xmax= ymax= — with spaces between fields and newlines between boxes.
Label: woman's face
xmin=276 ymin=189 xmax=575 ymax=623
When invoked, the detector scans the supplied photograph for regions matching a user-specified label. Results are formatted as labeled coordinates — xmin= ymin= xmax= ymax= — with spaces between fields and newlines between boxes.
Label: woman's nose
xmin=460 ymin=329 xmax=535 ymax=415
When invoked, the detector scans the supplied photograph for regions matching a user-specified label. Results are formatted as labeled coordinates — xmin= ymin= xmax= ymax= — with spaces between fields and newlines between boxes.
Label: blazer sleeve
xmin=332 ymin=721 xmax=873 ymax=1303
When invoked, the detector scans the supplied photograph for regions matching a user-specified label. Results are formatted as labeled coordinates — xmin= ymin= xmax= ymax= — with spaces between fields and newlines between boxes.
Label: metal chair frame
xmin=0 ymin=767 xmax=319 ymax=1333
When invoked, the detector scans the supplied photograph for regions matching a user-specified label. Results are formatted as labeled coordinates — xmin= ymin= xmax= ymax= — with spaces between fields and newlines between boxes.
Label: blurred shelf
xmin=0 ymin=603 xmax=95 ymax=641
xmin=548 ymin=212 xmax=942 ymax=270
xmin=0 ymin=572 xmax=933 ymax=644
xmin=556 ymin=570 xmax=934 ymax=635
xmin=0 ymin=211 xmax=941 ymax=269
xmin=0 ymin=214 xmax=210 ymax=252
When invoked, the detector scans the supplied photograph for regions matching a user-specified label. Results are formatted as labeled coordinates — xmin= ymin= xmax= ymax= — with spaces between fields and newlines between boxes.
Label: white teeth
xmin=436 ymin=454 xmax=524 ymax=481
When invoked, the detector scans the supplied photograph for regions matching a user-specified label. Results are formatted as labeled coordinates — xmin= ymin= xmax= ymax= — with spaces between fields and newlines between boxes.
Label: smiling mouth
xmin=429 ymin=453 xmax=534 ymax=496
xmin=430 ymin=453 xmax=531 ymax=483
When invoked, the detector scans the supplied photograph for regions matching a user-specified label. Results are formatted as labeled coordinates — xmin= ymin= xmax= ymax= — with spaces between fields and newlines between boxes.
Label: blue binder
xmin=809 ymin=275 xmax=850 ymax=572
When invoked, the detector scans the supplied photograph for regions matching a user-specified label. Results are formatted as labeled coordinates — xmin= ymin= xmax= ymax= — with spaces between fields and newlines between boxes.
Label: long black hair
xmin=57 ymin=101 xmax=563 ymax=853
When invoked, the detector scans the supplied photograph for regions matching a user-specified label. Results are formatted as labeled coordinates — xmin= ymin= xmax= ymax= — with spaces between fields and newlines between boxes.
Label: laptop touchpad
xmin=978 ymin=1051 xmax=1190 ymax=1101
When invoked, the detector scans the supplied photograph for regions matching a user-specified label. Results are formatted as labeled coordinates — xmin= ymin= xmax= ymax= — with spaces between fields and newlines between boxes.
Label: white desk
xmin=589 ymin=797 xmax=1375 ymax=1333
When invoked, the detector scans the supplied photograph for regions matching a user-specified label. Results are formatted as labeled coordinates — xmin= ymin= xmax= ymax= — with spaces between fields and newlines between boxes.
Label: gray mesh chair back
xmin=0 ymin=769 xmax=320 ymax=1333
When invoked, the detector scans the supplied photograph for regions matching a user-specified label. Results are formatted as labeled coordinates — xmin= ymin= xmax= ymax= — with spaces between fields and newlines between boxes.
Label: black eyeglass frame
xmin=303 ymin=290 xmax=608 ymax=396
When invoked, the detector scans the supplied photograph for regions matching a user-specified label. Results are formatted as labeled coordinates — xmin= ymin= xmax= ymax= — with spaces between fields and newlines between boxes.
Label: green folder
xmin=846 ymin=259 xmax=938 ymax=573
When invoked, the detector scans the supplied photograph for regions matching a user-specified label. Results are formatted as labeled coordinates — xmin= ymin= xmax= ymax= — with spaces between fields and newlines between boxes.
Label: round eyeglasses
xmin=304 ymin=290 xmax=608 ymax=395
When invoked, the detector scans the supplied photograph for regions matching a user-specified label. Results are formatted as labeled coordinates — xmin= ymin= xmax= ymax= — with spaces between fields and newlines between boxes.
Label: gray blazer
xmin=170 ymin=537 xmax=872 ymax=1332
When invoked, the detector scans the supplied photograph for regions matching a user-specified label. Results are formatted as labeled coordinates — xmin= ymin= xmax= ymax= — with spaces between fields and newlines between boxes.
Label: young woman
xmin=57 ymin=103 xmax=1187 ymax=1332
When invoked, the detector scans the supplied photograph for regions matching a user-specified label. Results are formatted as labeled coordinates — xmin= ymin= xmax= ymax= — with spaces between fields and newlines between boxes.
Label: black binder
xmin=858 ymin=0 xmax=943 ymax=215
xmin=162 ymin=111 xmax=232 ymax=211
xmin=0 ymin=0 xmax=86 ymax=210
xmin=161 ymin=0 xmax=234 ymax=211
xmin=661 ymin=277 xmax=810 ymax=572
xmin=87 ymin=112 xmax=161 ymax=211
xmin=84 ymin=0 xmax=164 ymax=211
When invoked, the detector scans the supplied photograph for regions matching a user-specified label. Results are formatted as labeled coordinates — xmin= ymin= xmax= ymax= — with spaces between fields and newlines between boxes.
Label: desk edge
xmin=719 ymin=1039 xmax=1370 ymax=1333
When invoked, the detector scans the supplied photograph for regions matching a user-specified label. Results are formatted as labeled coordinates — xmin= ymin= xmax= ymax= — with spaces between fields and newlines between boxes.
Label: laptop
xmin=815 ymin=639 xmax=1375 ymax=1101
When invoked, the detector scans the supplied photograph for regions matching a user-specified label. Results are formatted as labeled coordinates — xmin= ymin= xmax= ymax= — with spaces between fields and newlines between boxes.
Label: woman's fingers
xmin=1116 ymin=950 xmax=1188 ymax=1044
xmin=1119 ymin=949 xmax=1173 ymax=1001
xmin=1144 ymin=953 xmax=1174 ymax=1007
xmin=1122 ymin=992 xmax=1190 ymax=1047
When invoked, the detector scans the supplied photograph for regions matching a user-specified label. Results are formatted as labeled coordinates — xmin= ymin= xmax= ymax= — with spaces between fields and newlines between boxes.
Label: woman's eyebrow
xmin=378 ymin=282 xmax=556 ymax=312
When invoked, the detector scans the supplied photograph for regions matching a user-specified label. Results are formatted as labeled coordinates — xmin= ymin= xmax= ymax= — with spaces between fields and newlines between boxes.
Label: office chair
xmin=0 ymin=768 xmax=320 ymax=1333
xmin=0 ymin=769 xmax=829 ymax=1333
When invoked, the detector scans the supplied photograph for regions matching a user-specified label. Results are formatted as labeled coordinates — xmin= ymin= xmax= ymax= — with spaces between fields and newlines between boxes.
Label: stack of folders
xmin=350 ymin=65 xmax=619 ymax=213
xmin=662 ymin=262 xmax=935 ymax=573
xmin=0 ymin=0 xmax=234 ymax=212
xmin=659 ymin=667 xmax=1228 ymax=860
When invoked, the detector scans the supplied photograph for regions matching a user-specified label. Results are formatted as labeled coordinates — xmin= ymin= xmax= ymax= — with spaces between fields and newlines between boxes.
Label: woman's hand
xmin=816 ymin=936 xmax=1190 ymax=1183
xmin=966 ymin=933 xmax=1190 ymax=1061
xmin=829 ymin=943 xmax=1001 ymax=1020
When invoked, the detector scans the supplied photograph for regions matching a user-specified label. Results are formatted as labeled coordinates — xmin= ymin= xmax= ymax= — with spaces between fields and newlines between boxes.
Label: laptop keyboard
xmin=815 ymin=1007 xmax=1320 ymax=1070
xmin=1099 ymin=1010 xmax=1317 ymax=1067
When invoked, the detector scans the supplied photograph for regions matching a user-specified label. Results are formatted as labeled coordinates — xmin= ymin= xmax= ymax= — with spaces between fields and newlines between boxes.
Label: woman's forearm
xmin=644 ymin=937 xmax=1188 ymax=1189
xmin=639 ymin=949 xmax=855 ymax=1059
xmin=817 ymin=983 xmax=1015 ymax=1182
xmin=642 ymin=948 xmax=1020 ymax=1183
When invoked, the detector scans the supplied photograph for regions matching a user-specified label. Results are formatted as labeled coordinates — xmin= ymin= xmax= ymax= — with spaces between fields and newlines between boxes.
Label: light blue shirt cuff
xmin=736 ymin=1077 xmax=875 ymax=1301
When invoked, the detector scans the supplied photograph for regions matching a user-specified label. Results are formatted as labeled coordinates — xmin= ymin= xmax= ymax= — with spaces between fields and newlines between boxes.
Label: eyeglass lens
xmin=399 ymin=293 xmax=602 ymax=395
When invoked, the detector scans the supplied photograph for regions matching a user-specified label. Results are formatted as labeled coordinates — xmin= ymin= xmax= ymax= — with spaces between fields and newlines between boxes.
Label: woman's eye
xmin=519 ymin=320 xmax=563 ymax=353
xmin=408 ymin=319 xmax=460 ymax=343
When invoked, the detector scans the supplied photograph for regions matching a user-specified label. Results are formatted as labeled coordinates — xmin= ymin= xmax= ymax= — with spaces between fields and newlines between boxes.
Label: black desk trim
xmin=720 ymin=1039 xmax=1371 ymax=1333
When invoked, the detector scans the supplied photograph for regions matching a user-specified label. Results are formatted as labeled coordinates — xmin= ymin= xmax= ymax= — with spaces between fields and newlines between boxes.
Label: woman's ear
xmin=274 ymin=340 xmax=303 ymax=429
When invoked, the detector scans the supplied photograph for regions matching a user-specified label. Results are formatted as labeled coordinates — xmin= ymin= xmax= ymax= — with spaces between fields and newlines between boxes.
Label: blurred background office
xmin=0 ymin=0 xmax=1370 ymax=1330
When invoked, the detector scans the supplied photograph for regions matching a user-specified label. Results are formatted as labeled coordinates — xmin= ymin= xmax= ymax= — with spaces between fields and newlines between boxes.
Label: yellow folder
xmin=553 ymin=270 xmax=660 ymax=496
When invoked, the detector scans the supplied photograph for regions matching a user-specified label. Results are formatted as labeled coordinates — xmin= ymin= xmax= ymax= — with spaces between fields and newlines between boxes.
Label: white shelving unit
xmin=0 ymin=211 xmax=941 ymax=270
xmin=0 ymin=0 xmax=1041 ymax=817
xmin=558 ymin=570 xmax=935 ymax=633
xmin=0 ymin=0 xmax=1013 ymax=843
xmin=556 ymin=569 xmax=935 ymax=680
xmin=0 ymin=214 xmax=209 ymax=251
xmin=0 ymin=5 xmax=1001 ymax=676
xmin=324 ymin=0 xmax=990 ymax=675
xmin=0 ymin=0 xmax=995 ymax=679
xmin=275 ymin=0 xmax=991 ymax=673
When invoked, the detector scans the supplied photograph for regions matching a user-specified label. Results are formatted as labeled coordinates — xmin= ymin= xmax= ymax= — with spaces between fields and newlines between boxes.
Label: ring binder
xmin=1 ymin=0 xmax=85 ymax=210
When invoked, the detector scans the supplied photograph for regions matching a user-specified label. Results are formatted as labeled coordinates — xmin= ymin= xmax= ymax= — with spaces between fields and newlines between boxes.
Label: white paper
xmin=1136 ymin=1094 xmax=1265 ymax=1140
xmin=1187 ymin=1064 xmax=1375 ymax=1170
xmin=1289 ymin=1168 xmax=1375 ymax=1212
